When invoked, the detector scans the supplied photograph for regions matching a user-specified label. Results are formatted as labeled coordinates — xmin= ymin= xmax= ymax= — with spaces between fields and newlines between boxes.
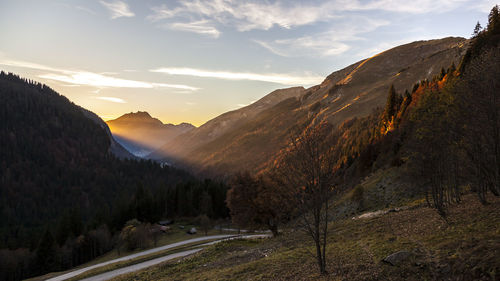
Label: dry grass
xmin=113 ymin=194 xmax=499 ymax=281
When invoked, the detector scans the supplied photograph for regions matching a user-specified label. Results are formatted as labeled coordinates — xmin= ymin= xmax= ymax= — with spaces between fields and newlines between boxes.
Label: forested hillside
xmin=0 ymin=73 xmax=229 ymax=280
xmin=151 ymin=37 xmax=467 ymax=177
xmin=228 ymin=6 xmax=500 ymax=235
xmin=218 ymin=10 xmax=500 ymax=280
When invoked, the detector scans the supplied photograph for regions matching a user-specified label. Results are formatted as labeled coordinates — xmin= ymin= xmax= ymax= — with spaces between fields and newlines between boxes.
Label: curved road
xmin=47 ymin=234 xmax=237 ymax=281
xmin=47 ymin=234 xmax=271 ymax=281
xmin=79 ymin=249 xmax=203 ymax=281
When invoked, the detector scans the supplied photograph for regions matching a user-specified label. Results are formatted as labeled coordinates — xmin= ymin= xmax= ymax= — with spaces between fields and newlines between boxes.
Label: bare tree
xmin=273 ymin=121 xmax=338 ymax=275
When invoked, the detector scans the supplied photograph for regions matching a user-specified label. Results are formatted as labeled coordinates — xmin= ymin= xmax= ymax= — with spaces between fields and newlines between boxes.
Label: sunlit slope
xmin=151 ymin=37 xmax=468 ymax=175
xmin=107 ymin=111 xmax=194 ymax=157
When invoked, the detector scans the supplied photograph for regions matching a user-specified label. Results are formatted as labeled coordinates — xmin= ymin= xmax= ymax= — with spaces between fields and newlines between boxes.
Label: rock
xmin=187 ymin=227 xmax=197 ymax=234
xmin=383 ymin=251 xmax=412 ymax=266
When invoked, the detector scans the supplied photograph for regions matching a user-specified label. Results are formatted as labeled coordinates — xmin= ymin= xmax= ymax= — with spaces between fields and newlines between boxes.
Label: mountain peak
xmin=118 ymin=111 xmax=155 ymax=121
xmin=106 ymin=112 xmax=194 ymax=157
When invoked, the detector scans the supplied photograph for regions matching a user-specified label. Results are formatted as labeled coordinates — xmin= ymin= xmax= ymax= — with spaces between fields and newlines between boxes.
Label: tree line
xmin=0 ymin=72 xmax=229 ymax=280
xmin=226 ymin=6 xmax=500 ymax=274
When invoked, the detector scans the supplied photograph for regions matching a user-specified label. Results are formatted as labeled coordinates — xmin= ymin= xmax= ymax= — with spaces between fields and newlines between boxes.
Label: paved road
xmin=46 ymin=234 xmax=236 ymax=281
xmin=79 ymin=234 xmax=272 ymax=281
xmin=79 ymin=249 xmax=203 ymax=281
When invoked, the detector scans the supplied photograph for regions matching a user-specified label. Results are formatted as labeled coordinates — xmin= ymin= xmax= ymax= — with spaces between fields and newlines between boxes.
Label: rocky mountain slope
xmin=151 ymin=37 xmax=468 ymax=176
xmin=107 ymin=111 xmax=194 ymax=157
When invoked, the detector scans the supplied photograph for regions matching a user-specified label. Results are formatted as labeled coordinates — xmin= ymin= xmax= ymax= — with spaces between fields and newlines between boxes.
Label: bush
xmin=351 ymin=185 xmax=365 ymax=211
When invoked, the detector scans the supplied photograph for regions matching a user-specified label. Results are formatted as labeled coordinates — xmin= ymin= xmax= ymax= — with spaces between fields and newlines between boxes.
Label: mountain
xmin=80 ymin=108 xmax=136 ymax=159
xmin=0 ymin=72 xmax=235 ymax=279
xmin=106 ymin=111 xmax=194 ymax=157
xmin=150 ymin=37 xmax=468 ymax=176
xmin=0 ymin=71 xmax=193 ymax=257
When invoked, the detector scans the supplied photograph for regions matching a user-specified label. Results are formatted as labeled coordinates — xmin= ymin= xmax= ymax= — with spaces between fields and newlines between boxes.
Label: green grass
xmin=113 ymin=194 xmax=500 ymax=281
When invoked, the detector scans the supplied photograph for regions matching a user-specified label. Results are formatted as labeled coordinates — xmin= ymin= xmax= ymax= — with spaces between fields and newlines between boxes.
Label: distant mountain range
xmin=106 ymin=111 xmax=194 ymax=157
xmin=145 ymin=37 xmax=468 ymax=176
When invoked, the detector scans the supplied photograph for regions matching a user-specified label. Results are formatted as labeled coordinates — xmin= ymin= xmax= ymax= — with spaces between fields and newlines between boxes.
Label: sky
xmin=0 ymin=0 xmax=497 ymax=126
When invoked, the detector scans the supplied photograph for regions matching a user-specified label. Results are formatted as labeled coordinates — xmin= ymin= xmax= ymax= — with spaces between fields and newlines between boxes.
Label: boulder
xmin=383 ymin=251 xmax=412 ymax=266
xmin=187 ymin=227 xmax=197 ymax=234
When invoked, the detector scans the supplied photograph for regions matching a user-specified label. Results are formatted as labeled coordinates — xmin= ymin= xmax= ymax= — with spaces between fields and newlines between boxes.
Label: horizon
xmin=0 ymin=0 xmax=496 ymax=126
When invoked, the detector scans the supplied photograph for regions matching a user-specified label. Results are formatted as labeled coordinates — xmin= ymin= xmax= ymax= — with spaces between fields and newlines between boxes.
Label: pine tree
xmin=488 ymin=5 xmax=499 ymax=34
xmin=36 ymin=229 xmax=57 ymax=272
xmin=384 ymin=85 xmax=397 ymax=122
xmin=473 ymin=21 xmax=482 ymax=37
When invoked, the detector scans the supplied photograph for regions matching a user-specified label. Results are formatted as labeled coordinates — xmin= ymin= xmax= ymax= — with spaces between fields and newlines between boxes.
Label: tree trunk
xmin=269 ymin=223 xmax=279 ymax=237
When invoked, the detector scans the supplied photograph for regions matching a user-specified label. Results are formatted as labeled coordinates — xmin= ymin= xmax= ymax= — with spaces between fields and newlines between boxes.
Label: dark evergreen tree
xmin=36 ymin=230 xmax=57 ymax=273
xmin=384 ymin=84 xmax=397 ymax=122
xmin=473 ymin=21 xmax=482 ymax=37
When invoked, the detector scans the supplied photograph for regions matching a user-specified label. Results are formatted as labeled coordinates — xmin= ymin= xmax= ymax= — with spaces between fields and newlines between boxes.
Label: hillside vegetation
xmin=130 ymin=7 xmax=500 ymax=280
xmin=0 ymin=73 xmax=229 ymax=280
xmin=151 ymin=37 xmax=467 ymax=177
xmin=114 ymin=194 xmax=499 ymax=281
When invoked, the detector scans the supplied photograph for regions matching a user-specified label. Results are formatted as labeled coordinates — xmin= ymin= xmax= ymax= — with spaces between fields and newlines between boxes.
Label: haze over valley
xmin=1 ymin=1 xmax=499 ymax=280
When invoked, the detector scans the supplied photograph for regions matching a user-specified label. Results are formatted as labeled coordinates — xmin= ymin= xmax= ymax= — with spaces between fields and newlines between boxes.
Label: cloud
xmin=168 ymin=20 xmax=221 ymax=38
xmin=0 ymin=59 xmax=199 ymax=91
xmin=255 ymin=16 xmax=390 ymax=57
xmin=76 ymin=6 xmax=97 ymax=15
xmin=147 ymin=0 xmax=473 ymax=36
xmin=0 ymin=59 xmax=66 ymax=73
xmin=39 ymin=72 xmax=155 ymax=88
xmin=473 ymin=0 xmax=499 ymax=12
xmin=332 ymin=0 xmax=470 ymax=14
xmin=99 ymin=0 xmax=134 ymax=19
xmin=148 ymin=1 xmax=333 ymax=32
xmin=151 ymin=67 xmax=324 ymax=86
xmin=94 ymin=96 xmax=127 ymax=103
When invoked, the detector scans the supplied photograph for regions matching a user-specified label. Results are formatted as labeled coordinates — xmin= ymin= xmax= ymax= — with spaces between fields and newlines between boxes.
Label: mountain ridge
xmin=106 ymin=111 xmax=195 ymax=157
xmin=149 ymin=37 xmax=468 ymax=176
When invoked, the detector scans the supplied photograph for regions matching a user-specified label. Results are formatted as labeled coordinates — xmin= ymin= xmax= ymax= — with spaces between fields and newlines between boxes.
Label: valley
xmin=0 ymin=2 xmax=499 ymax=281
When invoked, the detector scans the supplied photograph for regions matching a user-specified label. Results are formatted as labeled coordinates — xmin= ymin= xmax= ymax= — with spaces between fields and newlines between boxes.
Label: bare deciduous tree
xmin=273 ymin=121 xmax=338 ymax=275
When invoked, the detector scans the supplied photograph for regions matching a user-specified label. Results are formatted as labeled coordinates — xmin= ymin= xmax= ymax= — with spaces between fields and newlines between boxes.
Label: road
xmin=47 ymin=233 xmax=271 ymax=281
xmin=46 ymin=234 xmax=237 ymax=281
xmin=79 ymin=249 xmax=203 ymax=281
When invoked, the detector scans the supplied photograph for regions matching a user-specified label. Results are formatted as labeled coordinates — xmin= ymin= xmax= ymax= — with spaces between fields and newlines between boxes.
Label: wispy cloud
xmin=0 ymin=59 xmax=199 ymax=91
xmin=168 ymin=20 xmax=221 ymax=38
xmin=39 ymin=73 xmax=152 ymax=88
xmin=94 ymin=96 xmax=127 ymax=103
xmin=255 ymin=16 xmax=390 ymax=57
xmin=99 ymin=0 xmax=134 ymax=19
xmin=151 ymin=67 xmax=323 ymax=86
xmin=76 ymin=6 xmax=97 ymax=15
xmin=147 ymin=0 xmax=472 ymax=35
xmin=329 ymin=0 xmax=468 ymax=14
xmin=148 ymin=1 xmax=333 ymax=32
xmin=473 ymin=0 xmax=499 ymax=12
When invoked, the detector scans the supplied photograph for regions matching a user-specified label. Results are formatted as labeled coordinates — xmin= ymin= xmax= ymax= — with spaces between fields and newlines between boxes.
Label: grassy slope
xmin=113 ymin=194 xmax=499 ymax=280
xmin=27 ymin=221 xmax=236 ymax=281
